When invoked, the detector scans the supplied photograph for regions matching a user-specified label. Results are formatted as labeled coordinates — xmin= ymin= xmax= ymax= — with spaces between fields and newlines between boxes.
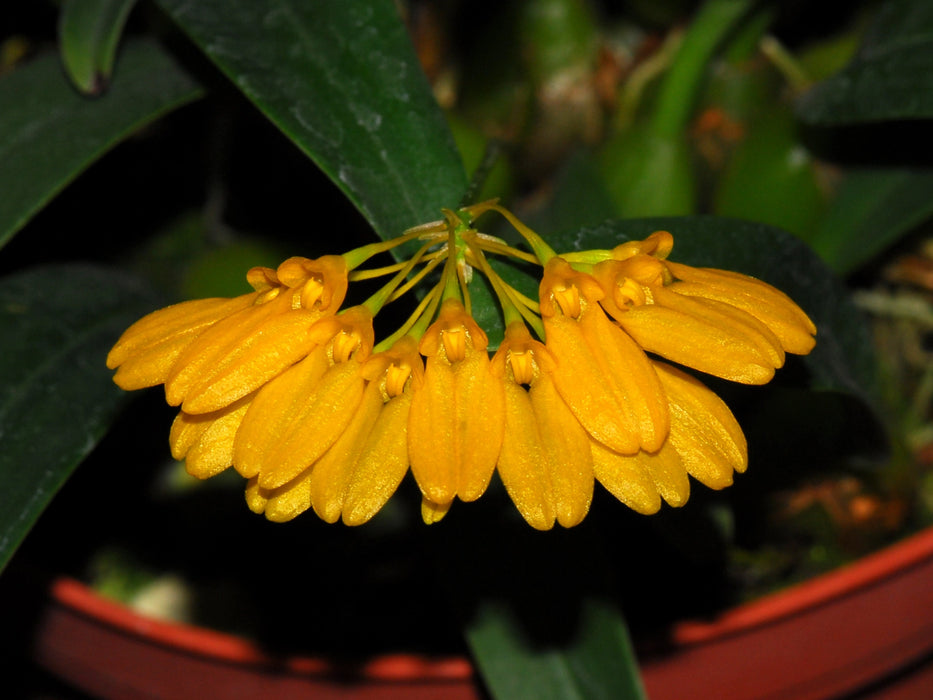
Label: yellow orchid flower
xmin=408 ymin=298 xmax=505 ymax=518
xmin=491 ymin=322 xmax=593 ymax=530
xmin=539 ymin=257 xmax=670 ymax=455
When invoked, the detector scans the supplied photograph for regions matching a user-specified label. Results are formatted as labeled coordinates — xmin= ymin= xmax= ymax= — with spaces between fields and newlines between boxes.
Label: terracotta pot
xmin=28 ymin=526 xmax=933 ymax=699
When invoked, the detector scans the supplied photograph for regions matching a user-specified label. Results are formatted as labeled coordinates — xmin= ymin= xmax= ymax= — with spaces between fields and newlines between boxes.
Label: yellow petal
xmin=615 ymin=287 xmax=785 ymax=384
xmin=655 ymin=361 xmax=747 ymax=489
xmin=244 ymin=477 xmax=268 ymax=514
xmin=169 ymin=411 xmax=211 ymax=461
xmin=409 ymin=354 xmax=457 ymax=503
xmin=107 ymin=295 xmax=256 ymax=369
xmin=258 ymin=360 xmax=365 ymax=490
xmin=164 ymin=291 xmax=293 ymax=406
xmin=665 ymin=262 xmax=816 ymax=355
xmin=263 ymin=473 xmax=312 ymax=523
xmin=544 ymin=313 xmax=643 ymax=454
xmin=178 ymin=397 xmax=252 ymax=479
xmin=233 ymin=346 xmax=329 ymax=478
xmin=497 ymin=380 xmax=556 ymax=531
xmin=108 ymin=295 xmax=258 ymax=389
xmin=530 ymin=374 xmax=593 ymax=528
xmin=342 ymin=390 xmax=414 ymax=526
xmin=454 ymin=347 xmax=504 ymax=501
xmin=580 ymin=303 xmax=670 ymax=452
xmin=180 ymin=307 xmax=324 ymax=414
xmin=421 ymin=497 xmax=451 ymax=524
xmin=640 ymin=440 xmax=691 ymax=507
xmin=590 ymin=440 xmax=660 ymax=514
xmin=308 ymin=381 xmax=384 ymax=523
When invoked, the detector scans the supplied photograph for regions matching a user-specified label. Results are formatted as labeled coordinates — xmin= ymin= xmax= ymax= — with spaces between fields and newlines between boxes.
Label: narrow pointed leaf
xmin=0 ymin=39 xmax=203 ymax=247
xmin=59 ymin=0 xmax=139 ymax=94
xmin=0 ymin=265 xmax=159 ymax=574
xmin=155 ymin=0 xmax=468 ymax=240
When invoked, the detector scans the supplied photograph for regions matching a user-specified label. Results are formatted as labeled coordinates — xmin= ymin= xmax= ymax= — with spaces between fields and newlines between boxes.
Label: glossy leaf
xmin=0 ymin=39 xmax=203 ymax=248
xmin=796 ymin=0 xmax=933 ymax=124
xmin=0 ymin=265 xmax=159 ymax=574
xmin=811 ymin=167 xmax=933 ymax=274
xmin=155 ymin=0 xmax=468 ymax=241
xmin=59 ymin=0 xmax=139 ymax=94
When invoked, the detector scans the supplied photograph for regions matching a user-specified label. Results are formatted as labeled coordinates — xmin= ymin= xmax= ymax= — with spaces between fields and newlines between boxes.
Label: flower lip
xmin=491 ymin=322 xmax=554 ymax=386
xmin=419 ymin=298 xmax=489 ymax=360
xmin=362 ymin=335 xmax=425 ymax=399
xmin=610 ymin=230 xmax=674 ymax=261
xmin=538 ymin=257 xmax=605 ymax=319
xmin=275 ymin=255 xmax=349 ymax=312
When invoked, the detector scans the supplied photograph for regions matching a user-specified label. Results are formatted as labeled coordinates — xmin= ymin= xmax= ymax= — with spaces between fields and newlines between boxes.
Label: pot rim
xmin=49 ymin=523 xmax=933 ymax=667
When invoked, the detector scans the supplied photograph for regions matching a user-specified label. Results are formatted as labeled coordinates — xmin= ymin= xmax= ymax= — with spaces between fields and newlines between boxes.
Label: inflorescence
xmin=107 ymin=201 xmax=816 ymax=529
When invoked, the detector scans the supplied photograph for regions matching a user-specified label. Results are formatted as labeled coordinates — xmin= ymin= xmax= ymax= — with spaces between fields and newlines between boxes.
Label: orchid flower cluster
xmin=107 ymin=201 xmax=816 ymax=530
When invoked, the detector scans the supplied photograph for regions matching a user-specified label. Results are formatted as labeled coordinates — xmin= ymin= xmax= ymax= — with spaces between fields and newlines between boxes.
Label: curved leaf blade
xmin=796 ymin=0 xmax=933 ymax=124
xmin=0 ymin=39 xmax=203 ymax=248
xmin=0 ymin=265 xmax=159 ymax=574
xmin=155 ymin=0 xmax=468 ymax=240
xmin=59 ymin=0 xmax=139 ymax=94
xmin=811 ymin=167 xmax=933 ymax=274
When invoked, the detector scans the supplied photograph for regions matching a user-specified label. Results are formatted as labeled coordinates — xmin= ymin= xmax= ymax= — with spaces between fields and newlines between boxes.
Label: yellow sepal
xmin=613 ymin=288 xmax=785 ymax=385
xmin=655 ymin=361 xmax=748 ymax=489
xmin=109 ymin=295 xmax=257 ymax=389
xmin=590 ymin=440 xmax=662 ymax=515
xmin=665 ymin=262 xmax=816 ymax=355
xmin=421 ymin=497 xmax=451 ymax=524
xmin=170 ymin=396 xmax=252 ymax=479
xmin=342 ymin=390 xmax=414 ymax=526
xmin=308 ymin=381 xmax=384 ymax=523
xmin=258 ymin=359 xmax=366 ymax=490
xmin=233 ymin=346 xmax=329 ymax=478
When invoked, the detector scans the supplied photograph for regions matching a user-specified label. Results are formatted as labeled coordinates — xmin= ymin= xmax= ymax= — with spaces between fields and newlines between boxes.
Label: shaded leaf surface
xmin=796 ymin=0 xmax=933 ymax=124
xmin=155 ymin=0 xmax=467 ymax=240
xmin=0 ymin=39 xmax=203 ymax=247
xmin=446 ymin=525 xmax=647 ymax=700
xmin=811 ymin=167 xmax=933 ymax=275
xmin=0 ymin=265 xmax=159 ymax=573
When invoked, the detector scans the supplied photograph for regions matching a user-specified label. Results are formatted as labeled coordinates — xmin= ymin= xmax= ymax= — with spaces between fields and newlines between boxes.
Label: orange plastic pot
xmin=639 ymin=525 xmax=933 ymax=699
xmin=30 ymin=526 xmax=933 ymax=699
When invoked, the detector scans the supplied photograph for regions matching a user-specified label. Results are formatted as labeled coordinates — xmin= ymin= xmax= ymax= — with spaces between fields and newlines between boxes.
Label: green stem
xmin=649 ymin=0 xmax=755 ymax=138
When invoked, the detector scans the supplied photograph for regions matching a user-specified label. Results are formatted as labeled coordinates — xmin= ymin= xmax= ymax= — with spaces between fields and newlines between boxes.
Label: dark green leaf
xmin=155 ymin=0 xmax=468 ymax=241
xmin=469 ymin=598 xmax=646 ymax=700
xmin=811 ymin=167 xmax=933 ymax=274
xmin=0 ymin=265 xmax=159 ymax=574
xmin=0 ymin=39 xmax=203 ymax=248
xmin=796 ymin=0 xmax=933 ymax=124
xmin=442 ymin=525 xmax=646 ymax=700
xmin=59 ymin=0 xmax=139 ymax=94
